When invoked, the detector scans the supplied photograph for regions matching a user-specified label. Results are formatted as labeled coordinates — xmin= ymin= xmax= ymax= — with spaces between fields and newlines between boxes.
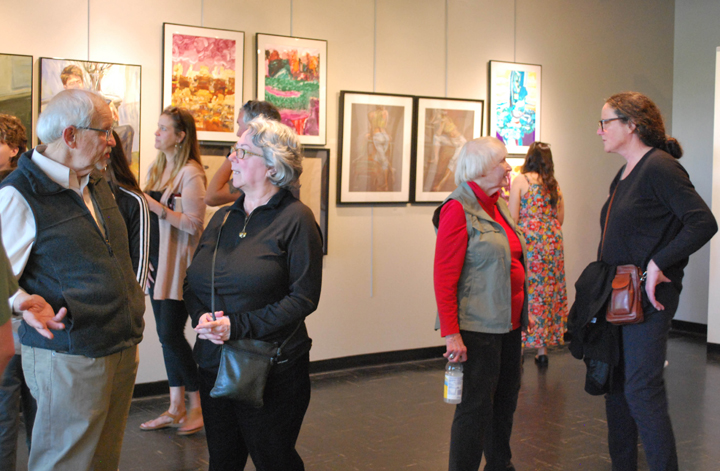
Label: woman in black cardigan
xmin=184 ymin=117 xmax=323 ymax=471
xmin=596 ymin=91 xmax=717 ymax=471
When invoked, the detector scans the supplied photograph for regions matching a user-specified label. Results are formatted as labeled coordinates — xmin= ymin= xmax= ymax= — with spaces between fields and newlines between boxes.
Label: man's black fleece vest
xmin=1 ymin=151 xmax=144 ymax=357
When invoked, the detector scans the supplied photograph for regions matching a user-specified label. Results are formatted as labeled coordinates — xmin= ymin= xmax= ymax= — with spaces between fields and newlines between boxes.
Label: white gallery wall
xmin=0 ymin=0 xmax=681 ymax=383
xmin=673 ymin=0 xmax=720 ymax=341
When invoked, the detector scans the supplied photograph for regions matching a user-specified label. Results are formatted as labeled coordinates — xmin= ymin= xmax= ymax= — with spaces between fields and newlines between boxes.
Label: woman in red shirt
xmin=433 ymin=136 xmax=528 ymax=471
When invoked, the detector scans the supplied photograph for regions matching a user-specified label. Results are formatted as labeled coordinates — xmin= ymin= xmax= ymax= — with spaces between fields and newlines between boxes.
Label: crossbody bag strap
xmin=273 ymin=322 xmax=304 ymax=363
xmin=210 ymin=209 xmax=304 ymax=359
xmin=599 ymin=181 xmax=620 ymax=261
xmin=210 ymin=211 xmax=232 ymax=320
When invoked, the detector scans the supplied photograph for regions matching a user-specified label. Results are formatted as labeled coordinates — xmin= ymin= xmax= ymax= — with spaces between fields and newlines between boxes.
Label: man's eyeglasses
xmin=231 ymin=143 xmax=263 ymax=160
xmin=598 ymin=118 xmax=623 ymax=132
xmin=77 ymin=126 xmax=114 ymax=141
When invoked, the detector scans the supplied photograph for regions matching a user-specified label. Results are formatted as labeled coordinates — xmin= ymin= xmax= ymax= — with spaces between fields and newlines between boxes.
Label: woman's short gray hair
xmin=246 ymin=117 xmax=303 ymax=189
xmin=454 ymin=137 xmax=508 ymax=185
xmin=37 ymin=89 xmax=106 ymax=143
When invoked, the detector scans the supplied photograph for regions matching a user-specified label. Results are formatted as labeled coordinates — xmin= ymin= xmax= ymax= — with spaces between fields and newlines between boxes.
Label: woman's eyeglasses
xmin=231 ymin=143 xmax=263 ymax=160
xmin=598 ymin=118 xmax=623 ymax=132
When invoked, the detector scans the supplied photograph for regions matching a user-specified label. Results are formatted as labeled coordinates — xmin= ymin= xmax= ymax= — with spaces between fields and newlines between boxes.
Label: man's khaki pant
xmin=22 ymin=344 xmax=138 ymax=471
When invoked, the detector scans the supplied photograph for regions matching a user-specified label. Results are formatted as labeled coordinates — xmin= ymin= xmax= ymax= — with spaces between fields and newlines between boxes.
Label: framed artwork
xmin=488 ymin=60 xmax=541 ymax=155
xmin=163 ymin=23 xmax=244 ymax=142
xmin=0 ymin=53 xmax=33 ymax=132
xmin=411 ymin=96 xmax=484 ymax=203
xmin=295 ymin=148 xmax=329 ymax=254
xmin=337 ymin=91 xmax=413 ymax=205
xmin=39 ymin=57 xmax=141 ymax=178
xmin=256 ymin=33 xmax=327 ymax=146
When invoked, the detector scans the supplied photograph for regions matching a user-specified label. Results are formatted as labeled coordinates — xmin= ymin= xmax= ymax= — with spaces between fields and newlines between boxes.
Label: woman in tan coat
xmin=140 ymin=107 xmax=207 ymax=435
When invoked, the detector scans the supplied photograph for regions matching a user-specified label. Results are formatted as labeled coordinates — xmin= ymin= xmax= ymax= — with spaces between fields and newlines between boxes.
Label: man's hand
xmin=14 ymin=293 xmax=67 ymax=340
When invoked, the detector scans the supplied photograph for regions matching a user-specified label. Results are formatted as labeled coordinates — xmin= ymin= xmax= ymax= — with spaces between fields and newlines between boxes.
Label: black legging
xmin=148 ymin=285 xmax=200 ymax=391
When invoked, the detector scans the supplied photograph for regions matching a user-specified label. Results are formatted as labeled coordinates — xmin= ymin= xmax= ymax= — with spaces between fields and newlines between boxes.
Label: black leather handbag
xmin=207 ymin=211 xmax=300 ymax=408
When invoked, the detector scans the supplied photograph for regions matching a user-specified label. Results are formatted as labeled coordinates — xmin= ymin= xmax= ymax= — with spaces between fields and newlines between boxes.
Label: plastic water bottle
xmin=444 ymin=362 xmax=463 ymax=404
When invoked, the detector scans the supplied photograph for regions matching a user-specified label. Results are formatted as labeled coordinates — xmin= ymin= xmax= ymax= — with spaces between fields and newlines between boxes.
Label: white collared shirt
xmin=0 ymin=148 xmax=104 ymax=310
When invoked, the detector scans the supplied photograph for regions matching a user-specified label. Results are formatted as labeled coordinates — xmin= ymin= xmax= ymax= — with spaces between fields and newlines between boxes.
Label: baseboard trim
xmin=133 ymin=380 xmax=170 ymax=398
xmin=671 ymin=319 xmax=707 ymax=336
xmin=308 ymin=346 xmax=446 ymax=374
xmin=707 ymin=343 xmax=720 ymax=354
xmin=133 ymin=346 xmax=447 ymax=398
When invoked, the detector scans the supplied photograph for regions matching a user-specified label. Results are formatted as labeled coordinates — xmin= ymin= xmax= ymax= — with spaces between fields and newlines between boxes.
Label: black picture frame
xmin=410 ymin=96 xmax=485 ymax=204
xmin=337 ymin=90 xmax=414 ymax=205
xmin=488 ymin=60 xmax=542 ymax=155
xmin=296 ymin=148 xmax=329 ymax=254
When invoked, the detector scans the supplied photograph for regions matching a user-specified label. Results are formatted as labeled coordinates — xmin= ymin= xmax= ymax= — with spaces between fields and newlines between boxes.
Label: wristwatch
xmin=160 ymin=206 xmax=167 ymax=220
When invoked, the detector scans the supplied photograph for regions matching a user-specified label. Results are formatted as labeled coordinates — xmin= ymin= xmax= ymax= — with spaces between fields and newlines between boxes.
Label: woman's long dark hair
xmin=522 ymin=142 xmax=559 ymax=207
xmin=106 ymin=130 xmax=142 ymax=194
xmin=605 ymin=91 xmax=682 ymax=159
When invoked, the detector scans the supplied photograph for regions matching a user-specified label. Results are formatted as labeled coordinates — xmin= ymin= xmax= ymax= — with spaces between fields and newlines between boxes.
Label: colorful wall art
xmin=257 ymin=34 xmax=327 ymax=146
xmin=163 ymin=23 xmax=244 ymax=142
xmin=489 ymin=61 xmax=542 ymax=155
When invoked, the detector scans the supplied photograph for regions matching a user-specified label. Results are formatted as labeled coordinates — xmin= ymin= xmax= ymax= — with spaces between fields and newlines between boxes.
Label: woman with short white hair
xmin=185 ymin=116 xmax=323 ymax=471
xmin=433 ymin=136 xmax=528 ymax=471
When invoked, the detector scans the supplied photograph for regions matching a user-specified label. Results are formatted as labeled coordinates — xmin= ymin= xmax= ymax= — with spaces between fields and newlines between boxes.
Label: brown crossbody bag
xmin=601 ymin=184 xmax=646 ymax=325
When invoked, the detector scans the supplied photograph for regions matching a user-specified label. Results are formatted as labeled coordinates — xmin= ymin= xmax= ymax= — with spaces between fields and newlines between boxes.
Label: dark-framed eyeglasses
xmin=598 ymin=118 xmax=623 ymax=132
xmin=76 ymin=126 xmax=114 ymax=141
xmin=231 ymin=143 xmax=263 ymax=160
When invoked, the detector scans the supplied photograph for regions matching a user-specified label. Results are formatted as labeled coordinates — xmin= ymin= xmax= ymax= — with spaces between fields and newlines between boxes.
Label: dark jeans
xmin=148 ymin=286 xmax=200 ymax=391
xmin=449 ymin=328 xmax=522 ymax=471
xmin=199 ymin=352 xmax=311 ymax=471
xmin=0 ymin=354 xmax=36 ymax=471
xmin=605 ymin=309 xmax=678 ymax=471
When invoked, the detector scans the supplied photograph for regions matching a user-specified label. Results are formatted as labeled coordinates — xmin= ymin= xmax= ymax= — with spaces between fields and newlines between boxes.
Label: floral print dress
xmin=518 ymin=176 xmax=568 ymax=348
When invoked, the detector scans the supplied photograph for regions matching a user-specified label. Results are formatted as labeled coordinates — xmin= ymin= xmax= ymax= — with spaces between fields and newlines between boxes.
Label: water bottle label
xmin=444 ymin=375 xmax=463 ymax=401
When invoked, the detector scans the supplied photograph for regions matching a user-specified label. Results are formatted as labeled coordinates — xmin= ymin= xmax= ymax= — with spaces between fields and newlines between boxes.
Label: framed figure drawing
xmin=0 ymin=53 xmax=33 ymax=131
xmin=488 ymin=60 xmax=541 ymax=155
xmin=412 ymin=97 xmax=484 ymax=203
xmin=337 ymin=91 xmax=413 ymax=204
xmin=39 ymin=57 xmax=141 ymax=178
xmin=163 ymin=23 xmax=244 ymax=142
xmin=256 ymin=33 xmax=327 ymax=146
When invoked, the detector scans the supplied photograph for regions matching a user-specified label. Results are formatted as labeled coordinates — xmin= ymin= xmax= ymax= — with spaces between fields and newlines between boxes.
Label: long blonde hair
xmin=144 ymin=106 xmax=202 ymax=191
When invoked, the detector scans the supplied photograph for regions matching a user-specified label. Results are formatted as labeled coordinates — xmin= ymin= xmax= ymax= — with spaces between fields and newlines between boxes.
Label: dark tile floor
xmin=13 ymin=333 xmax=720 ymax=470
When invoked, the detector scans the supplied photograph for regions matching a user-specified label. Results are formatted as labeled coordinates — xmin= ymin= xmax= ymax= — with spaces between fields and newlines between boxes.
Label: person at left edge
xmin=0 ymin=113 xmax=36 ymax=471
xmin=0 ymin=231 xmax=16 ymax=376
xmin=0 ymin=89 xmax=145 ymax=471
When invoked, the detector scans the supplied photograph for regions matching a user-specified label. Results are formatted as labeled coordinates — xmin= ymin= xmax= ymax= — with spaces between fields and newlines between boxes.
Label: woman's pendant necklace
xmin=239 ymin=212 xmax=252 ymax=238
xmin=239 ymin=194 xmax=274 ymax=238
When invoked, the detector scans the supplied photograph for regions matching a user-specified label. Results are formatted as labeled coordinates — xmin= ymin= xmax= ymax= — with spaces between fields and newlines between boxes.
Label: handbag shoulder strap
xmin=274 ymin=322 xmax=303 ymax=362
xmin=599 ymin=181 xmax=620 ymax=261
xmin=210 ymin=210 xmax=232 ymax=320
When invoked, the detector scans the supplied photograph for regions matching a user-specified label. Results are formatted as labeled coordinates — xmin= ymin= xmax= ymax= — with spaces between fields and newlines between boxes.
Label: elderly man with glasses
xmin=0 ymin=89 xmax=145 ymax=471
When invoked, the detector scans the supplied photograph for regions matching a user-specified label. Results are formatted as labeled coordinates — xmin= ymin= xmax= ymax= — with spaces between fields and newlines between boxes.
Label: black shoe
xmin=534 ymin=354 xmax=548 ymax=366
